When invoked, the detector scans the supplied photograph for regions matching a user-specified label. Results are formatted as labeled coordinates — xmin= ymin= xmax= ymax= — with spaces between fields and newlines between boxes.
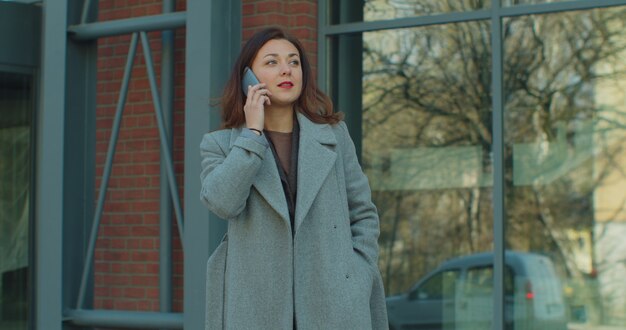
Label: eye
xmin=266 ymin=59 xmax=277 ymax=65
xmin=290 ymin=59 xmax=300 ymax=66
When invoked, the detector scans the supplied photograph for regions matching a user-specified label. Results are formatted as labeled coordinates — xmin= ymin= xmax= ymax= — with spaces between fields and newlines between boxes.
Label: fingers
xmin=243 ymin=83 xmax=271 ymax=130
xmin=246 ymin=83 xmax=272 ymax=106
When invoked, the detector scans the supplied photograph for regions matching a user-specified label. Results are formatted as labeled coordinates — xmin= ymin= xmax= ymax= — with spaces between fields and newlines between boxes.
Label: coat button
xmin=333 ymin=225 xmax=337 ymax=229
xmin=345 ymin=274 xmax=350 ymax=279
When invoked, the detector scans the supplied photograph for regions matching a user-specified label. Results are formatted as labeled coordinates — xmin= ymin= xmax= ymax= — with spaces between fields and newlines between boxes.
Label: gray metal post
xmin=317 ymin=0 xmax=328 ymax=92
xmin=183 ymin=1 xmax=213 ymax=328
xmin=336 ymin=1 xmax=364 ymax=156
xmin=160 ymin=0 xmax=175 ymax=320
xmin=65 ymin=0 xmax=98 ymax=321
xmin=184 ymin=0 xmax=240 ymax=328
xmin=491 ymin=3 xmax=506 ymax=329
xmin=36 ymin=1 xmax=67 ymax=329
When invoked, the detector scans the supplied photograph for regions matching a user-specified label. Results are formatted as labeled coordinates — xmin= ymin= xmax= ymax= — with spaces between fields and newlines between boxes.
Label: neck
xmin=264 ymin=105 xmax=294 ymax=132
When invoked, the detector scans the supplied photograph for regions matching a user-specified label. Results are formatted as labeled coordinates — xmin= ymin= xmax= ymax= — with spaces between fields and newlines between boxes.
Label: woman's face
xmin=250 ymin=39 xmax=303 ymax=108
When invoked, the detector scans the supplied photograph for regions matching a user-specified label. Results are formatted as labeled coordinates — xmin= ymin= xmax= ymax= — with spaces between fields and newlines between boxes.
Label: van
xmin=386 ymin=251 xmax=568 ymax=330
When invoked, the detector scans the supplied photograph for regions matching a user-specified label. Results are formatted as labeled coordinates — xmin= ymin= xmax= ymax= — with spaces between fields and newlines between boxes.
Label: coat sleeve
xmin=199 ymin=130 xmax=268 ymax=219
xmin=337 ymin=122 xmax=381 ymax=268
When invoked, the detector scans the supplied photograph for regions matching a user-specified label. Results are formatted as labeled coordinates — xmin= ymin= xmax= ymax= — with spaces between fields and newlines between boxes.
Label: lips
xmin=278 ymin=81 xmax=294 ymax=88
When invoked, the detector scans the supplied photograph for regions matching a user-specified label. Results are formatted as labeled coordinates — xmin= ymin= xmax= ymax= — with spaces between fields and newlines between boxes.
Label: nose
xmin=280 ymin=63 xmax=291 ymax=76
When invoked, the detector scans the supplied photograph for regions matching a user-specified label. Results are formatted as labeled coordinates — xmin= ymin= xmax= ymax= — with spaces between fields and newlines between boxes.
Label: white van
xmin=386 ymin=251 xmax=568 ymax=330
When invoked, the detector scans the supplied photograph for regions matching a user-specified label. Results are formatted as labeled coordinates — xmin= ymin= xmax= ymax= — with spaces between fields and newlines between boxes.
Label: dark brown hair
xmin=220 ymin=27 xmax=342 ymax=128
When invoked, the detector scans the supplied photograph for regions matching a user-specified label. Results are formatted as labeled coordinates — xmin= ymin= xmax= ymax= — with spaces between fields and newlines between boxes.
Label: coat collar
xmin=294 ymin=112 xmax=337 ymax=232
xmin=227 ymin=112 xmax=338 ymax=232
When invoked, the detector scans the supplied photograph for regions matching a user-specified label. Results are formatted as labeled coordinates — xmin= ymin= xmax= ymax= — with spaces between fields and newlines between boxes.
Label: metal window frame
xmin=0 ymin=4 xmax=42 ymax=330
xmin=36 ymin=0 xmax=240 ymax=329
xmin=36 ymin=2 xmax=68 ymax=329
xmin=318 ymin=1 xmax=626 ymax=329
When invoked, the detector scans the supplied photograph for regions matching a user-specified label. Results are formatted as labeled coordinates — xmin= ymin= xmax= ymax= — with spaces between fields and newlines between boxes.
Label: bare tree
xmin=361 ymin=6 xmax=626 ymax=316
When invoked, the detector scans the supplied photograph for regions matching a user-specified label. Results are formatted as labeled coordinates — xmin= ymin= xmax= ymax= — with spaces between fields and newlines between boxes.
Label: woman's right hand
xmin=244 ymin=83 xmax=272 ymax=132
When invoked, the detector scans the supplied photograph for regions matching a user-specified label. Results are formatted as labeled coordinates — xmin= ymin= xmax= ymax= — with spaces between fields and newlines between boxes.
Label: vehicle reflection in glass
xmin=386 ymin=251 xmax=568 ymax=330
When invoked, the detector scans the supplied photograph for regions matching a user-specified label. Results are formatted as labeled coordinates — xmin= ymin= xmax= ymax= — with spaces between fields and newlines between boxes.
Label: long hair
xmin=220 ymin=27 xmax=342 ymax=128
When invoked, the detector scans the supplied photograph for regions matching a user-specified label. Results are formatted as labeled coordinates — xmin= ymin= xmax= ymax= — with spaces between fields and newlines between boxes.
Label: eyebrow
xmin=263 ymin=53 xmax=300 ymax=58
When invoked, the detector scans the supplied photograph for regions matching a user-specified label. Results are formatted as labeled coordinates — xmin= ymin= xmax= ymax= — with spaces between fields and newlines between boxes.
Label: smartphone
xmin=242 ymin=66 xmax=260 ymax=96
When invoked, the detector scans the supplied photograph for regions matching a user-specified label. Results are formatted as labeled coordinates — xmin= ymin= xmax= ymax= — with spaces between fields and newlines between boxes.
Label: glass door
xmin=0 ymin=70 xmax=34 ymax=330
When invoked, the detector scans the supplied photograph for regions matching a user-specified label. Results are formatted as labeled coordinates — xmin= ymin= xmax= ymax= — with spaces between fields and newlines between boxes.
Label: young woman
xmin=200 ymin=27 xmax=388 ymax=330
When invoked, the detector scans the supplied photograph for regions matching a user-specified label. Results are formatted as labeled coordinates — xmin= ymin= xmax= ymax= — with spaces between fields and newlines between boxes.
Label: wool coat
xmin=200 ymin=112 xmax=388 ymax=330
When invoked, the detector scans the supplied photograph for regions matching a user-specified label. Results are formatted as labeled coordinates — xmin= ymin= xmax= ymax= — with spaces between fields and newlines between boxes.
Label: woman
xmin=200 ymin=27 xmax=388 ymax=330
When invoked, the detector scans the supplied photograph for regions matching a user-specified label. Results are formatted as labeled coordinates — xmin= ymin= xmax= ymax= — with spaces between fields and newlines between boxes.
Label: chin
xmin=275 ymin=96 xmax=300 ymax=106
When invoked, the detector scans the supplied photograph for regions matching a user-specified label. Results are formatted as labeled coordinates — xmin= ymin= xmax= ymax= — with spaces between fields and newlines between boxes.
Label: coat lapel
xmin=294 ymin=113 xmax=337 ymax=232
xmin=229 ymin=129 xmax=290 ymax=223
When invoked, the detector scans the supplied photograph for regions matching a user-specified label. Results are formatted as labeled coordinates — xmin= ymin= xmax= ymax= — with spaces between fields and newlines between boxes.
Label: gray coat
xmin=200 ymin=113 xmax=388 ymax=329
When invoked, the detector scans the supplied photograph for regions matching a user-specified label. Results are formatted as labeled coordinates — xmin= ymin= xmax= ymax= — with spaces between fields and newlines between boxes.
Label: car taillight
xmin=525 ymin=281 xmax=534 ymax=300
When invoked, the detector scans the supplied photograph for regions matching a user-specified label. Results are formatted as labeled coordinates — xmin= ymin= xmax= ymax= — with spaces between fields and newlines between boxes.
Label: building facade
xmin=1 ymin=0 xmax=625 ymax=329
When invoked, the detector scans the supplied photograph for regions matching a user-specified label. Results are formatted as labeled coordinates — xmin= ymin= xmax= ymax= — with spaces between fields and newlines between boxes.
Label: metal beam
xmin=65 ymin=0 xmax=99 ymax=317
xmin=323 ymin=10 xmax=491 ymax=35
xmin=321 ymin=0 xmax=626 ymax=36
xmin=140 ymin=31 xmax=185 ymax=243
xmin=36 ymin=0 xmax=67 ymax=329
xmin=184 ymin=0 xmax=240 ymax=328
xmin=491 ymin=2 xmax=506 ymax=329
xmin=65 ymin=309 xmax=183 ymax=329
xmin=335 ymin=0 xmax=364 ymax=156
xmin=183 ymin=0 xmax=214 ymax=327
xmin=67 ymin=11 xmax=186 ymax=41
xmin=317 ymin=0 xmax=328 ymax=92
xmin=160 ymin=0 xmax=175 ymax=320
xmin=500 ymin=0 xmax=626 ymax=17
xmin=76 ymin=32 xmax=139 ymax=309
xmin=79 ymin=0 xmax=93 ymax=24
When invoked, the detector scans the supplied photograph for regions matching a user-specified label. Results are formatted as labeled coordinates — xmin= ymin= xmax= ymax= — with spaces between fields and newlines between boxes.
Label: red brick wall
xmin=242 ymin=0 xmax=319 ymax=74
xmin=94 ymin=0 xmax=186 ymax=314
xmin=93 ymin=0 xmax=318 ymax=318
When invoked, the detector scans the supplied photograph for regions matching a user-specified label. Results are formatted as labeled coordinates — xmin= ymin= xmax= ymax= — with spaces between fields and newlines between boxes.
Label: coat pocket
xmin=205 ymin=235 xmax=228 ymax=330
xmin=350 ymin=250 xmax=390 ymax=330
xmin=351 ymin=249 xmax=375 ymax=285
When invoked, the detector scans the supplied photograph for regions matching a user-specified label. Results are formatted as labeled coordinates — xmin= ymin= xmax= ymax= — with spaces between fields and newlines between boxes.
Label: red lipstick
xmin=278 ymin=81 xmax=294 ymax=88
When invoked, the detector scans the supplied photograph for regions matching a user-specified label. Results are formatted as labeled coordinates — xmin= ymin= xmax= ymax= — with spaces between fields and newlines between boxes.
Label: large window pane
xmin=0 ymin=71 xmax=33 ymax=330
xmin=355 ymin=21 xmax=493 ymax=328
xmin=330 ymin=0 xmax=491 ymax=24
xmin=504 ymin=7 xmax=626 ymax=329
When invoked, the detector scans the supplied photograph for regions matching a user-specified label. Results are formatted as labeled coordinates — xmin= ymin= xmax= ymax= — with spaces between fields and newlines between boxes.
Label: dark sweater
xmin=265 ymin=119 xmax=300 ymax=234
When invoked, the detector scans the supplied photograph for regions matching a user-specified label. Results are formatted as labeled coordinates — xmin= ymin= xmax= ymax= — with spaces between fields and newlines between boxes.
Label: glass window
xmin=354 ymin=21 xmax=493 ymax=297
xmin=0 ymin=71 xmax=33 ymax=330
xmin=330 ymin=0 xmax=491 ymax=24
xmin=504 ymin=6 xmax=626 ymax=329
xmin=330 ymin=1 xmax=626 ymax=329
xmin=334 ymin=20 xmax=494 ymax=329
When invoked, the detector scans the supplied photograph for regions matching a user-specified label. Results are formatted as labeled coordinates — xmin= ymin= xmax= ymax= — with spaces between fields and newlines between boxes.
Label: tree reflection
xmin=363 ymin=0 xmax=490 ymax=20
xmin=363 ymin=18 xmax=494 ymax=295
xmin=362 ymin=6 xmax=626 ymax=324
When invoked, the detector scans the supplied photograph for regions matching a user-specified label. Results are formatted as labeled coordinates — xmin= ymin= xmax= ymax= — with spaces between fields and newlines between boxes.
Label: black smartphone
xmin=242 ymin=66 xmax=260 ymax=96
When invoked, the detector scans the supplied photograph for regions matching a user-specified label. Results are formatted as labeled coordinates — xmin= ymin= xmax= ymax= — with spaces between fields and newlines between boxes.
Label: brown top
xmin=265 ymin=130 xmax=293 ymax=174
